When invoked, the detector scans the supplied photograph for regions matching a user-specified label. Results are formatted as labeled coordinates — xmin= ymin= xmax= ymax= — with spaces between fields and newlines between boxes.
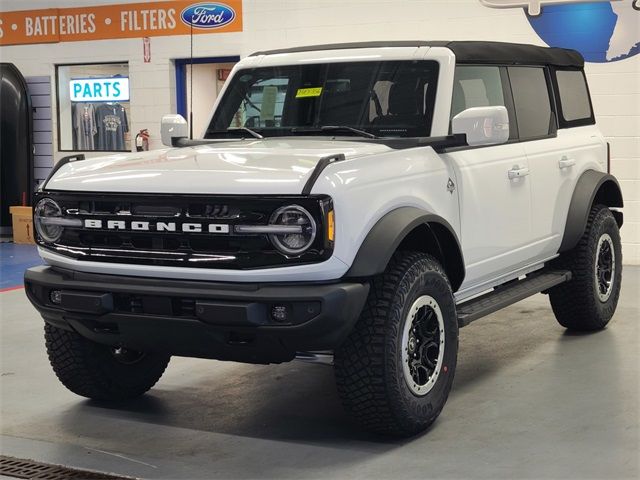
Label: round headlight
xmin=34 ymin=198 xmax=64 ymax=244
xmin=269 ymin=205 xmax=317 ymax=255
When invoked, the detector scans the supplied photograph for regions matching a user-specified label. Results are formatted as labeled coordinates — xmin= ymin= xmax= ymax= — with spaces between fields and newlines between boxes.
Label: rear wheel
xmin=334 ymin=252 xmax=458 ymax=436
xmin=549 ymin=204 xmax=622 ymax=331
xmin=45 ymin=324 xmax=170 ymax=401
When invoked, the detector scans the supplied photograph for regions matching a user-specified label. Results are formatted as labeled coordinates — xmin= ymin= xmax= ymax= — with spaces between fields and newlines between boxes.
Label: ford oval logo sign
xmin=181 ymin=3 xmax=236 ymax=29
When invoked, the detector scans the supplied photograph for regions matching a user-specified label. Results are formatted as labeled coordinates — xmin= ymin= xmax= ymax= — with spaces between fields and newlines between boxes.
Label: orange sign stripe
xmin=0 ymin=1 xmax=243 ymax=46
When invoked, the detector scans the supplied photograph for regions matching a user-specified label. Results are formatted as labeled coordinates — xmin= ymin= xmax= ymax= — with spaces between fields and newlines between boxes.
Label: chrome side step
xmin=456 ymin=270 xmax=571 ymax=327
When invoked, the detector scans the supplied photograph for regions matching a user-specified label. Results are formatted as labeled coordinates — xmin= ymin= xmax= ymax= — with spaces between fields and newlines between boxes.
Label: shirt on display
xmin=95 ymin=103 xmax=129 ymax=151
xmin=73 ymin=103 xmax=97 ymax=150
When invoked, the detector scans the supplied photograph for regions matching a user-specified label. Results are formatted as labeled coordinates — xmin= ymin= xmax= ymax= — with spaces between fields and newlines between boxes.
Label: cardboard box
xmin=9 ymin=206 xmax=34 ymax=245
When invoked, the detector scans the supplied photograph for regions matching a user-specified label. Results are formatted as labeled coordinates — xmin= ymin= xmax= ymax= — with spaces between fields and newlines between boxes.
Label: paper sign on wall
xmin=143 ymin=37 xmax=151 ymax=63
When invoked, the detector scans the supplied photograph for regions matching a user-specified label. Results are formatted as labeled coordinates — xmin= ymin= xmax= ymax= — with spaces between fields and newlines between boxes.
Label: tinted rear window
xmin=555 ymin=70 xmax=593 ymax=124
xmin=508 ymin=67 xmax=553 ymax=140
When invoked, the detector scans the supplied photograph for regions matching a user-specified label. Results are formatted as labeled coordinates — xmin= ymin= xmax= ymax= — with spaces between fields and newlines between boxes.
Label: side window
xmin=555 ymin=69 xmax=594 ymax=126
xmin=451 ymin=66 xmax=505 ymax=119
xmin=508 ymin=67 xmax=553 ymax=140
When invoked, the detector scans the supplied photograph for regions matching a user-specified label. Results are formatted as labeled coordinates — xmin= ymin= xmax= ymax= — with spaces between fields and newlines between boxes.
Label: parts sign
xmin=0 ymin=1 xmax=242 ymax=46
xmin=70 ymin=78 xmax=130 ymax=102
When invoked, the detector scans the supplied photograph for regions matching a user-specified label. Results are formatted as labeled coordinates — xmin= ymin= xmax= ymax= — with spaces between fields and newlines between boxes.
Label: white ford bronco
xmin=26 ymin=41 xmax=624 ymax=436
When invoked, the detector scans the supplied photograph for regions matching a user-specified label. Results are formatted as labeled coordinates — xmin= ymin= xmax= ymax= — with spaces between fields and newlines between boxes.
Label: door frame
xmin=174 ymin=56 xmax=241 ymax=118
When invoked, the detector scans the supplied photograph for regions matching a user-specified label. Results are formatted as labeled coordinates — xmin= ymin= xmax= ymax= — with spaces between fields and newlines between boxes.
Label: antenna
xmin=189 ymin=17 xmax=194 ymax=139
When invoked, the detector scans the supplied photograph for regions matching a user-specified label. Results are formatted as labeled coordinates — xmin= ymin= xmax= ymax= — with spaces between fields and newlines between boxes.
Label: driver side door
xmin=445 ymin=66 xmax=533 ymax=294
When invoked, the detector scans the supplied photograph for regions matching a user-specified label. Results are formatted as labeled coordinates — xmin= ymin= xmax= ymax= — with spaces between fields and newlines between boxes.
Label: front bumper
xmin=25 ymin=266 xmax=369 ymax=364
xmin=39 ymin=247 xmax=352 ymax=283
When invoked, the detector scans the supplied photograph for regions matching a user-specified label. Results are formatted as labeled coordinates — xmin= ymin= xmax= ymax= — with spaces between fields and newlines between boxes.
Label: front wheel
xmin=45 ymin=324 xmax=170 ymax=401
xmin=334 ymin=252 xmax=458 ymax=437
xmin=549 ymin=204 xmax=622 ymax=331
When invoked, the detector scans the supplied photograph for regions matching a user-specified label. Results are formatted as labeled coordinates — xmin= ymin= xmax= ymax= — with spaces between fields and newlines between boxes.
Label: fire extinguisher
xmin=135 ymin=129 xmax=150 ymax=151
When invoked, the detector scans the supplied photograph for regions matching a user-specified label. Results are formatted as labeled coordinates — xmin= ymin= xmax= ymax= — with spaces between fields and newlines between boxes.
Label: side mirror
xmin=161 ymin=114 xmax=188 ymax=147
xmin=452 ymin=106 xmax=509 ymax=147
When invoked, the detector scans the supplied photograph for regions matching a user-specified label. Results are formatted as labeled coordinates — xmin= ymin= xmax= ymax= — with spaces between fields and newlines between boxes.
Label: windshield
xmin=206 ymin=60 xmax=439 ymax=139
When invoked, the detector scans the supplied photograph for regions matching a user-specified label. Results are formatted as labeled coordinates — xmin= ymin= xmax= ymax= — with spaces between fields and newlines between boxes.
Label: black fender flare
xmin=344 ymin=207 xmax=465 ymax=291
xmin=559 ymin=170 xmax=623 ymax=253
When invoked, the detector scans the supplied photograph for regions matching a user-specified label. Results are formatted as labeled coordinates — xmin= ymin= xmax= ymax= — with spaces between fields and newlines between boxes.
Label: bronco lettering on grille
xmin=83 ymin=219 xmax=230 ymax=234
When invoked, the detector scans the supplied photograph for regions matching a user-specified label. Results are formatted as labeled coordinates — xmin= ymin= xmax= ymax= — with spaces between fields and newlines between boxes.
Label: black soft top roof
xmin=249 ymin=41 xmax=584 ymax=68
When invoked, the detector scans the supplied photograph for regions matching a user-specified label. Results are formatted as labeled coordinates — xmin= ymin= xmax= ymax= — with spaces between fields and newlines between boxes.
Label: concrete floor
xmin=0 ymin=243 xmax=41 ymax=290
xmin=1 ymin=265 xmax=638 ymax=479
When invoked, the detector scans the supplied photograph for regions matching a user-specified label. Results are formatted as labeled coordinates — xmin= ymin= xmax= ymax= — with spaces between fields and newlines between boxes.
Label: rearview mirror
xmin=161 ymin=114 xmax=188 ymax=147
xmin=452 ymin=106 xmax=509 ymax=147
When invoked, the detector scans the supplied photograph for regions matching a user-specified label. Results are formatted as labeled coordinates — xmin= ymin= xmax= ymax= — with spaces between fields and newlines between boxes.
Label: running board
xmin=456 ymin=270 xmax=571 ymax=327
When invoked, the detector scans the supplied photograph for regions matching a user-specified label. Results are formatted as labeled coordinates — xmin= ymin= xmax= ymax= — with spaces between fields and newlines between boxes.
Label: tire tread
xmin=550 ymin=204 xmax=622 ymax=330
xmin=334 ymin=252 xmax=456 ymax=436
xmin=44 ymin=324 xmax=169 ymax=401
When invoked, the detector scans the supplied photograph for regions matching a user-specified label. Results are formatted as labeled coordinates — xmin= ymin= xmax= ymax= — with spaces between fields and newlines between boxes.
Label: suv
xmin=26 ymin=41 xmax=624 ymax=436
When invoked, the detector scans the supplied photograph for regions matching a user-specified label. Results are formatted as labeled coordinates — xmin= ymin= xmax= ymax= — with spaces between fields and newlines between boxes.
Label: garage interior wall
xmin=0 ymin=0 xmax=637 ymax=264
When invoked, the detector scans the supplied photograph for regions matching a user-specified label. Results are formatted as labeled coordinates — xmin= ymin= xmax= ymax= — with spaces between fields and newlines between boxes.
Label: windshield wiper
xmin=205 ymin=127 xmax=264 ymax=139
xmin=290 ymin=126 xmax=378 ymax=139
xmin=227 ymin=127 xmax=264 ymax=139
xmin=321 ymin=126 xmax=378 ymax=138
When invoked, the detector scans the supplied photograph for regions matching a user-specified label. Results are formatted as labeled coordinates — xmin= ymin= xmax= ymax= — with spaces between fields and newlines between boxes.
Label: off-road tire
xmin=334 ymin=252 xmax=458 ymax=437
xmin=45 ymin=324 xmax=170 ymax=401
xmin=549 ymin=204 xmax=622 ymax=331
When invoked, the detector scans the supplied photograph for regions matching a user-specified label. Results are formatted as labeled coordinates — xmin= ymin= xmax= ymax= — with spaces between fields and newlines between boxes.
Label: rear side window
xmin=554 ymin=69 xmax=594 ymax=126
xmin=451 ymin=66 xmax=505 ymax=119
xmin=508 ymin=67 xmax=553 ymax=141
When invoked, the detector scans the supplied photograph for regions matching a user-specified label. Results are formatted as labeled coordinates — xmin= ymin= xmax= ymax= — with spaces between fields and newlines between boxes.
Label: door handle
xmin=559 ymin=157 xmax=576 ymax=169
xmin=508 ymin=166 xmax=530 ymax=180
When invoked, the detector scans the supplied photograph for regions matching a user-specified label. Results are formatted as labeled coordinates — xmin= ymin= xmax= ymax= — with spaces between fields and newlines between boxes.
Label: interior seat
xmin=372 ymin=79 xmax=422 ymax=127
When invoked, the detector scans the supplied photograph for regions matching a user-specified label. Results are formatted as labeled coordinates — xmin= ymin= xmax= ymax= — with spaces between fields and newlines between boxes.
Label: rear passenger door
xmin=511 ymin=67 xmax=601 ymax=261
xmin=445 ymin=66 xmax=533 ymax=290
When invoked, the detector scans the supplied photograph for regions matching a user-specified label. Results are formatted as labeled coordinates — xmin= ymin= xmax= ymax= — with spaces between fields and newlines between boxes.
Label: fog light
xmin=271 ymin=305 xmax=289 ymax=323
xmin=50 ymin=289 xmax=62 ymax=305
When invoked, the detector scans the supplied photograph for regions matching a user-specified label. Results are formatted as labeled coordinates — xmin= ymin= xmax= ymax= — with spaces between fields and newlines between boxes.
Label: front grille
xmin=36 ymin=192 xmax=333 ymax=269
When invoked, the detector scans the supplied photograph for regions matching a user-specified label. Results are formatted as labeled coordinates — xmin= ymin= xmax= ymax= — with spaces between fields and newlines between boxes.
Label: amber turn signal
xmin=327 ymin=210 xmax=335 ymax=242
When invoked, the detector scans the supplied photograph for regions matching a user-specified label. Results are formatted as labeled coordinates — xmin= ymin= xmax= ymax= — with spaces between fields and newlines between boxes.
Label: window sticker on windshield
xmin=296 ymin=87 xmax=323 ymax=98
